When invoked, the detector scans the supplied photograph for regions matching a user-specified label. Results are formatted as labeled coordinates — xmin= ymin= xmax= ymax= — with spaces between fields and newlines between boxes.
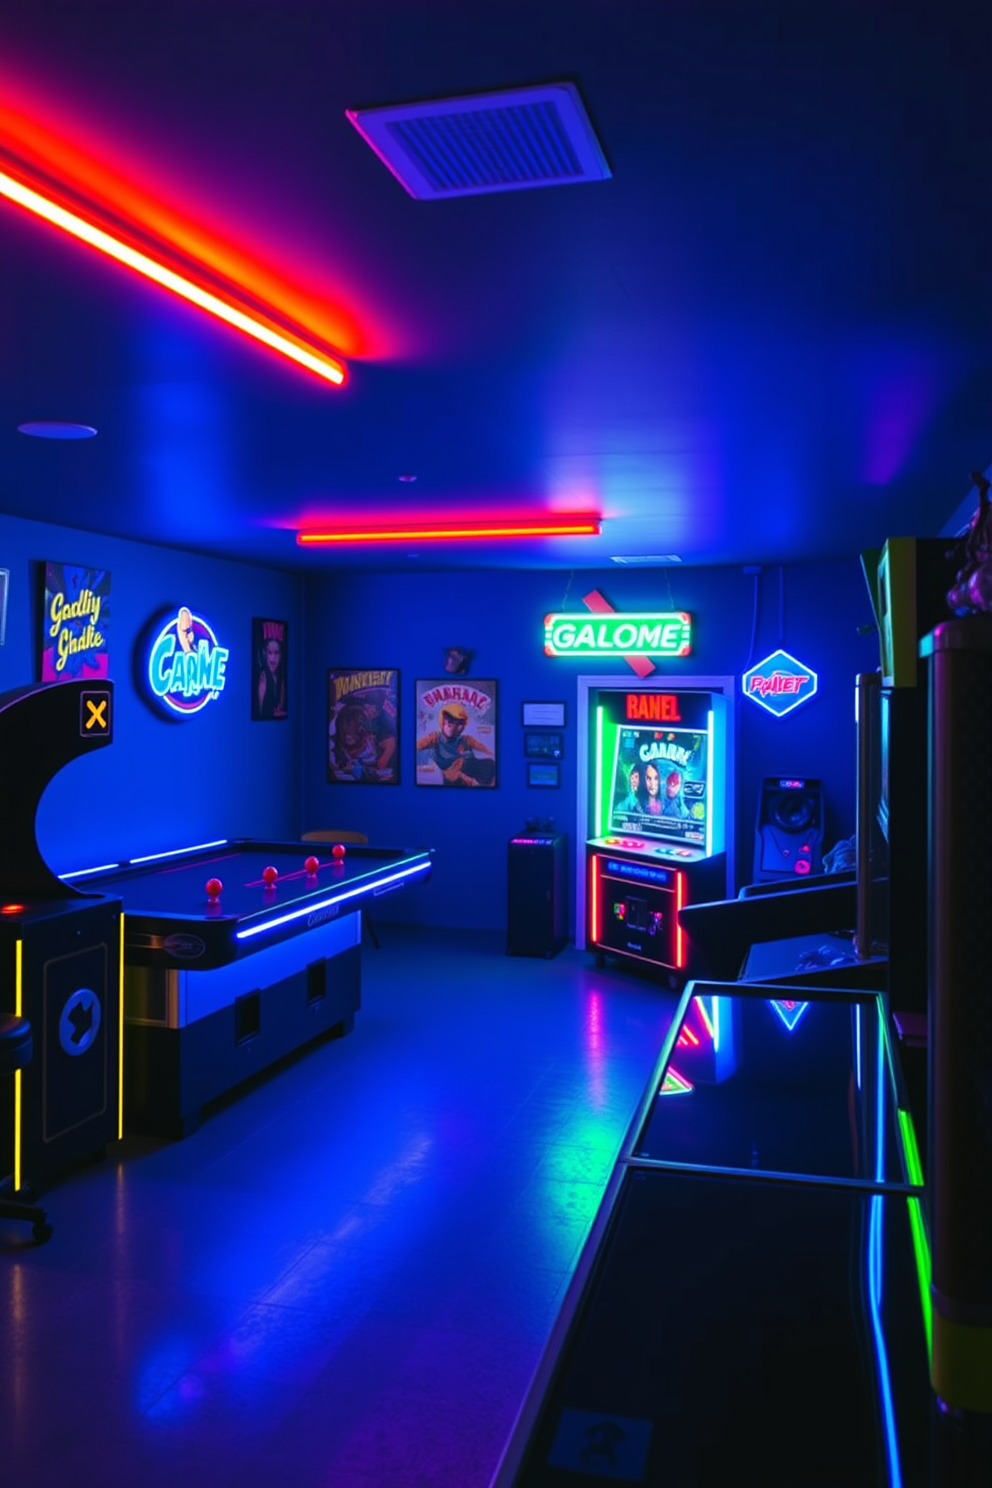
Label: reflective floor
xmin=1 ymin=926 xmax=677 ymax=1488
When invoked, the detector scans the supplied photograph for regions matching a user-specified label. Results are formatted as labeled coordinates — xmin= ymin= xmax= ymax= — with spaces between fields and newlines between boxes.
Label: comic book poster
xmin=415 ymin=678 xmax=497 ymax=788
xmin=610 ymin=724 xmax=707 ymax=846
xmin=41 ymin=561 xmax=111 ymax=682
xmin=252 ymin=617 xmax=289 ymax=720
xmin=327 ymin=668 xmax=400 ymax=784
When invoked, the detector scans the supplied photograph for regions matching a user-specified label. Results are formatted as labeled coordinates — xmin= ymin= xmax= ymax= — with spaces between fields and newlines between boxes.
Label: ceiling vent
xmin=346 ymin=82 xmax=610 ymax=200
xmin=611 ymin=554 xmax=684 ymax=566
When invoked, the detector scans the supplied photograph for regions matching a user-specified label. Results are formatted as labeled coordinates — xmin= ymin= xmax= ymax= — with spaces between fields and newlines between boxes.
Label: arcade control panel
xmin=588 ymin=834 xmax=707 ymax=863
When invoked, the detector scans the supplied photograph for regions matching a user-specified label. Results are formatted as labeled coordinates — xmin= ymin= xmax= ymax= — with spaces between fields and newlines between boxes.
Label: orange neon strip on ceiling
xmin=0 ymin=168 xmax=347 ymax=386
xmin=297 ymin=517 xmax=601 ymax=545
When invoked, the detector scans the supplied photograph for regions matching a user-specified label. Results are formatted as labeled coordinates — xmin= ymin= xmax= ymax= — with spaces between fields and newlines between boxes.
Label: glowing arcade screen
xmin=591 ymin=690 xmax=727 ymax=856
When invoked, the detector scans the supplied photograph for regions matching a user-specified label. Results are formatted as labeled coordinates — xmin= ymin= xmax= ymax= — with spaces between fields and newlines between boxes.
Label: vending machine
xmin=583 ymin=684 xmax=732 ymax=980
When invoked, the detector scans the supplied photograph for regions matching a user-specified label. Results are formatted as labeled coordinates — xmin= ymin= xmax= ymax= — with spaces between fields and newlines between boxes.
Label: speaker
xmin=753 ymin=777 xmax=824 ymax=883
xmin=507 ymin=832 xmax=567 ymax=957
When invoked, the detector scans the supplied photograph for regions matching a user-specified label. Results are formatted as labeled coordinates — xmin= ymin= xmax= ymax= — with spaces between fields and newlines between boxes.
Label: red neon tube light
xmin=590 ymin=856 xmax=601 ymax=944
xmin=675 ymin=870 xmax=685 ymax=969
xmin=0 ymin=168 xmax=347 ymax=387
xmin=297 ymin=516 xmax=600 ymax=545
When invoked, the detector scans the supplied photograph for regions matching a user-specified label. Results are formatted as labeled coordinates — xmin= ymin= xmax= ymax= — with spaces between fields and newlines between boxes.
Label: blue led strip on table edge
xmin=235 ymin=860 xmax=432 ymax=940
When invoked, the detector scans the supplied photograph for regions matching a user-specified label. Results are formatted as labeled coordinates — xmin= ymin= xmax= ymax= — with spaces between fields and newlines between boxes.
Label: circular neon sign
xmin=147 ymin=606 xmax=230 ymax=716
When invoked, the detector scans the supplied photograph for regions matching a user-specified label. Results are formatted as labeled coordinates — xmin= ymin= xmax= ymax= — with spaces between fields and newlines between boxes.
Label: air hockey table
xmin=67 ymin=839 xmax=433 ymax=1137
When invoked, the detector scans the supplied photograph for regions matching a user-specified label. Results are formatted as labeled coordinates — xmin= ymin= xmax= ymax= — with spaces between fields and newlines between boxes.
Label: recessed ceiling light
xmin=18 ymin=421 xmax=98 ymax=440
xmin=398 ymin=473 xmax=418 ymax=482
xmin=0 ymin=170 xmax=346 ymax=387
xmin=610 ymin=554 xmax=683 ymax=565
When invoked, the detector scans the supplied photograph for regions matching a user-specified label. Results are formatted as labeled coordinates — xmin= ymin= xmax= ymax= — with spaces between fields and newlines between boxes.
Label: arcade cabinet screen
xmin=610 ymin=724 xmax=708 ymax=846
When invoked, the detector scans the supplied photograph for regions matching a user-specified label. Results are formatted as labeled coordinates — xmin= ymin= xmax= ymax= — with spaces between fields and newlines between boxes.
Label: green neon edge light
xmin=594 ymin=705 xmax=605 ymax=837
xmin=897 ymin=1106 xmax=932 ymax=1362
xmin=544 ymin=611 xmax=692 ymax=657
xmin=877 ymin=1005 xmax=931 ymax=1365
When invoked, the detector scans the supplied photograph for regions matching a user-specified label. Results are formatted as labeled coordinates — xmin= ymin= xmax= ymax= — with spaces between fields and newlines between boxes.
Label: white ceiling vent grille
xmin=346 ymin=82 xmax=610 ymax=200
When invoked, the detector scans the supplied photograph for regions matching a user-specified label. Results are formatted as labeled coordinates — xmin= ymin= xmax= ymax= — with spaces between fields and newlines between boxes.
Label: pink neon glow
xmin=590 ymin=856 xmax=601 ymax=943
xmin=660 ymin=1066 xmax=693 ymax=1096
xmin=0 ymin=166 xmax=347 ymax=386
xmin=583 ymin=991 xmax=608 ymax=1109
xmin=581 ymin=590 xmax=655 ymax=679
xmin=0 ymin=88 xmax=376 ymax=360
xmin=675 ymin=871 xmax=685 ymax=968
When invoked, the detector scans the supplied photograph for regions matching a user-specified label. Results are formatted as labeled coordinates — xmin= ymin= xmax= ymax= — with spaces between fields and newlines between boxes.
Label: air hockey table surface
xmin=67 ymin=838 xmax=433 ymax=969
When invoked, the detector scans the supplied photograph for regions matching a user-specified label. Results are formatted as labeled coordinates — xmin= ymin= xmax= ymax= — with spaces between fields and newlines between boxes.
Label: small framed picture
xmin=524 ymin=731 xmax=563 ymax=759
xmin=528 ymin=761 xmax=560 ymax=788
xmin=522 ymin=700 xmax=565 ymax=727
xmin=252 ymin=618 xmax=289 ymax=719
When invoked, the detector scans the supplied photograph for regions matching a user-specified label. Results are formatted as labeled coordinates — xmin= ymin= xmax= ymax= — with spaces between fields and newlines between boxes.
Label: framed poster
xmin=252 ymin=617 xmax=288 ymax=719
xmin=41 ymin=561 xmax=111 ymax=682
xmin=415 ymin=678 xmax=497 ymax=787
xmin=328 ymin=668 xmax=399 ymax=783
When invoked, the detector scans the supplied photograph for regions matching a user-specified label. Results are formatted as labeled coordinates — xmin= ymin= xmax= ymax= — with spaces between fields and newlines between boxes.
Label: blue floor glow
xmin=0 ymin=926 xmax=677 ymax=1488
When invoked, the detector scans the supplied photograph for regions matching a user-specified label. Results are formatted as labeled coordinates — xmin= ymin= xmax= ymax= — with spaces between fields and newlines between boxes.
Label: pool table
xmin=66 ymin=839 xmax=433 ymax=1137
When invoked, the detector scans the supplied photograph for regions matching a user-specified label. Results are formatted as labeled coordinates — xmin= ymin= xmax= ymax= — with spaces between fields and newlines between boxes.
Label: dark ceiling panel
xmin=1 ymin=0 xmax=990 ymax=572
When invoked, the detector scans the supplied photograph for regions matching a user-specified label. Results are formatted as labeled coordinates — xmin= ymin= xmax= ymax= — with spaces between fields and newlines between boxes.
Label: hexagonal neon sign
xmin=742 ymin=649 xmax=818 ymax=717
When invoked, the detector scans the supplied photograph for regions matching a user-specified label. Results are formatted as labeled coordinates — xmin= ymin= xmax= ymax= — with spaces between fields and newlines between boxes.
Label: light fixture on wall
xmin=18 ymin=421 xmax=97 ymax=439
xmin=296 ymin=515 xmax=602 ymax=545
xmin=0 ymin=168 xmax=347 ymax=387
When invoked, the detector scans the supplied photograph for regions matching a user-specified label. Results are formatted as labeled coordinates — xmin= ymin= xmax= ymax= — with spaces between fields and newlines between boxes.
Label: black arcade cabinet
xmin=585 ymin=687 xmax=730 ymax=980
xmin=0 ymin=680 xmax=121 ymax=1193
xmin=507 ymin=829 xmax=568 ymax=958
xmin=752 ymin=776 xmax=824 ymax=884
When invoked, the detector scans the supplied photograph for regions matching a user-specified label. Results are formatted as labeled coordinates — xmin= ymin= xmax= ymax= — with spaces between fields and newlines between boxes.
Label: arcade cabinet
xmin=0 ymin=680 xmax=122 ymax=1194
xmin=507 ymin=828 xmax=568 ymax=958
xmin=864 ymin=535 xmax=959 ymax=1018
xmin=584 ymin=686 xmax=730 ymax=980
xmin=752 ymin=776 xmax=824 ymax=883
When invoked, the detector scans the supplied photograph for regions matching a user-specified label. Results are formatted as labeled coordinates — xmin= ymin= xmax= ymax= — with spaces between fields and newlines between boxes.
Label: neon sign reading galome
xmin=543 ymin=612 xmax=692 ymax=657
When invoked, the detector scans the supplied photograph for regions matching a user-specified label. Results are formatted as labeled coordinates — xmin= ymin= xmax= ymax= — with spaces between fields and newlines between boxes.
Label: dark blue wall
xmin=0 ymin=515 xmax=878 ymax=924
xmin=303 ymin=560 xmax=879 ymax=931
xmin=0 ymin=511 xmax=304 ymax=875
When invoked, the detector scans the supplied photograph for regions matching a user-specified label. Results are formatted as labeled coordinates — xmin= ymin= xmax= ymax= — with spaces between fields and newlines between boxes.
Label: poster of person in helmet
xmin=415 ymin=678 xmax=497 ymax=787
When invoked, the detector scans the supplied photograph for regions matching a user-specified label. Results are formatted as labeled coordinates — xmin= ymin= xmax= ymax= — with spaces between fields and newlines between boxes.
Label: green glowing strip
xmin=594 ymin=706 xmax=604 ymax=837
xmin=897 ymin=1105 xmax=924 ymax=1188
xmin=897 ymin=1106 xmax=932 ymax=1364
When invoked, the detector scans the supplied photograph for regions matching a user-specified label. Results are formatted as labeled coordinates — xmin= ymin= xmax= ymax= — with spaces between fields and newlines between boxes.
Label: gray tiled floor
xmin=1 ymin=926 xmax=676 ymax=1487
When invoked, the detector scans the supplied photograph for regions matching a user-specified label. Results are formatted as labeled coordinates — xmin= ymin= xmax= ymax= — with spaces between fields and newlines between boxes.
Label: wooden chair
xmin=301 ymin=831 xmax=380 ymax=947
